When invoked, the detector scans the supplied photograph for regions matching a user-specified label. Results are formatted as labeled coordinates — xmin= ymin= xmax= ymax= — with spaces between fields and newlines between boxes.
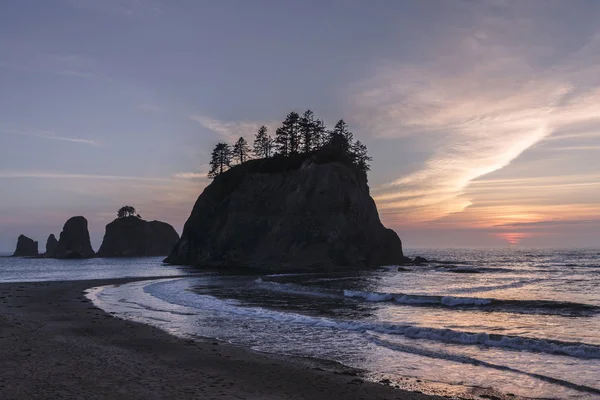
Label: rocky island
xmin=97 ymin=210 xmax=179 ymax=257
xmin=52 ymin=216 xmax=95 ymax=259
xmin=166 ymin=111 xmax=406 ymax=271
xmin=45 ymin=234 xmax=58 ymax=257
xmin=12 ymin=234 xmax=38 ymax=257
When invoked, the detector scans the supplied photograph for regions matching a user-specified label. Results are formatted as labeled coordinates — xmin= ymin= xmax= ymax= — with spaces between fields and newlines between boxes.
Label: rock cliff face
xmin=12 ymin=235 xmax=38 ymax=257
xmin=53 ymin=216 xmax=95 ymax=259
xmin=97 ymin=217 xmax=179 ymax=257
xmin=45 ymin=234 xmax=58 ymax=257
xmin=165 ymin=156 xmax=405 ymax=271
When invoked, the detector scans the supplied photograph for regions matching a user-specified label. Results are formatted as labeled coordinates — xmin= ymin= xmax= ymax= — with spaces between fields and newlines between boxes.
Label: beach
xmin=0 ymin=277 xmax=440 ymax=400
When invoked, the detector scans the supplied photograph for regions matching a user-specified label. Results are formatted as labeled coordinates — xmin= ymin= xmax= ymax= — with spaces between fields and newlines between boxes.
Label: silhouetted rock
xmin=53 ymin=216 xmax=95 ymax=259
xmin=397 ymin=267 xmax=412 ymax=272
xmin=45 ymin=234 xmax=58 ymax=257
xmin=97 ymin=217 xmax=179 ymax=257
xmin=12 ymin=235 xmax=38 ymax=257
xmin=165 ymin=155 xmax=404 ymax=271
xmin=412 ymin=256 xmax=428 ymax=265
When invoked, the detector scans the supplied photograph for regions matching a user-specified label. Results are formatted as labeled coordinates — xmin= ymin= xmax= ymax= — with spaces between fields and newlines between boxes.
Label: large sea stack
xmin=53 ymin=216 xmax=95 ymax=259
xmin=12 ymin=235 xmax=38 ymax=257
xmin=97 ymin=217 xmax=179 ymax=257
xmin=45 ymin=234 xmax=58 ymax=257
xmin=165 ymin=153 xmax=405 ymax=271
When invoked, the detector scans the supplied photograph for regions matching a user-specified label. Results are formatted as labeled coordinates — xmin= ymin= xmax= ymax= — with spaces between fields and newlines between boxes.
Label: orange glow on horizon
xmin=495 ymin=232 xmax=531 ymax=245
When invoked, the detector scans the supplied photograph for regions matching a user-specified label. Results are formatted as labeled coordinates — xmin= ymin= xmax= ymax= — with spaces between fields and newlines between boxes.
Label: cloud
xmin=1 ymin=129 xmax=99 ymax=146
xmin=65 ymin=0 xmax=162 ymax=17
xmin=0 ymin=171 xmax=169 ymax=181
xmin=0 ymin=51 xmax=102 ymax=80
xmin=190 ymin=115 xmax=278 ymax=142
xmin=351 ymin=5 xmax=600 ymax=227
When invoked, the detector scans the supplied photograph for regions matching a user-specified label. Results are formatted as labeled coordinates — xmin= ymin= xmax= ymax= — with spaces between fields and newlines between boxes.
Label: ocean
xmin=2 ymin=248 xmax=599 ymax=399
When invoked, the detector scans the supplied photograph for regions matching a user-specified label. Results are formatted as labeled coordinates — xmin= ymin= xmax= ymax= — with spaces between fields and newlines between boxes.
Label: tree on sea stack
xmin=274 ymin=127 xmax=289 ymax=156
xmin=299 ymin=109 xmax=316 ymax=153
xmin=352 ymin=140 xmax=372 ymax=179
xmin=208 ymin=142 xmax=233 ymax=178
xmin=118 ymin=205 xmax=140 ymax=219
xmin=232 ymin=136 xmax=251 ymax=164
xmin=253 ymin=126 xmax=273 ymax=158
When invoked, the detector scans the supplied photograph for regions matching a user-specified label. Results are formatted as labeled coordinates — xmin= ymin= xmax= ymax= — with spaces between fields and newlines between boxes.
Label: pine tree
xmin=282 ymin=111 xmax=301 ymax=154
xmin=312 ymin=119 xmax=327 ymax=149
xmin=299 ymin=109 xmax=316 ymax=153
xmin=232 ymin=136 xmax=251 ymax=164
xmin=333 ymin=119 xmax=353 ymax=145
xmin=352 ymin=140 xmax=372 ymax=177
xmin=253 ymin=126 xmax=273 ymax=158
xmin=275 ymin=127 xmax=289 ymax=156
xmin=207 ymin=142 xmax=232 ymax=178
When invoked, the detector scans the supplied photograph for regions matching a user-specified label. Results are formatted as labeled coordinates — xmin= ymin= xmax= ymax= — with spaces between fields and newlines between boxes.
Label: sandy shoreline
xmin=0 ymin=277 xmax=443 ymax=400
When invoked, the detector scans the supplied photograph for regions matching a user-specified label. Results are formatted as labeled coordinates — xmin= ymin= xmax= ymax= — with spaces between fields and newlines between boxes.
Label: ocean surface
xmin=2 ymin=249 xmax=599 ymax=399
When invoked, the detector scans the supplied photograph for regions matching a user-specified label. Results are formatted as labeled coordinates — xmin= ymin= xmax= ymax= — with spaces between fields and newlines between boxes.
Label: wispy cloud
xmin=0 ymin=52 xmax=102 ymax=80
xmin=0 ymin=171 xmax=170 ymax=181
xmin=65 ymin=0 xmax=162 ymax=18
xmin=190 ymin=115 xmax=278 ymax=142
xmin=1 ymin=129 xmax=99 ymax=146
xmin=351 ymin=4 xmax=600 ymax=228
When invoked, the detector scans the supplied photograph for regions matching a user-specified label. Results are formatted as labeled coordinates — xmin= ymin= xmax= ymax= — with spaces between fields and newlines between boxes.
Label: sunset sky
xmin=1 ymin=0 xmax=600 ymax=251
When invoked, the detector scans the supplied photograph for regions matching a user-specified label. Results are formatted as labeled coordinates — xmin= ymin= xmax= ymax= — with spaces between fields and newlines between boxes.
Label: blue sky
xmin=1 ymin=0 xmax=600 ymax=251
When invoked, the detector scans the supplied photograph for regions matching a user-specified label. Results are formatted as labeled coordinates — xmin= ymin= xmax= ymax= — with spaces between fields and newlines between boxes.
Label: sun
xmin=495 ymin=232 xmax=530 ymax=245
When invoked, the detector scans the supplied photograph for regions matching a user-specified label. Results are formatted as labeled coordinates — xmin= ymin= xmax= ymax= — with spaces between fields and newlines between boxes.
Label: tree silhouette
xmin=232 ymin=136 xmax=251 ymax=164
xmin=253 ymin=126 xmax=273 ymax=158
xmin=205 ymin=111 xmax=371 ymax=180
xmin=118 ymin=205 xmax=139 ymax=219
xmin=312 ymin=119 xmax=327 ymax=149
xmin=208 ymin=142 xmax=232 ymax=178
xmin=332 ymin=119 xmax=353 ymax=145
xmin=275 ymin=126 xmax=289 ymax=156
xmin=299 ymin=110 xmax=316 ymax=153
xmin=282 ymin=112 xmax=301 ymax=154
xmin=352 ymin=140 xmax=372 ymax=178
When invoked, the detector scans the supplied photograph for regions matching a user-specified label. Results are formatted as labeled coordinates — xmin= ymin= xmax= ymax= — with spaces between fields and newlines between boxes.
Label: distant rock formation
xmin=12 ymin=235 xmax=38 ymax=257
xmin=45 ymin=234 xmax=58 ymax=257
xmin=52 ymin=216 xmax=95 ymax=259
xmin=97 ymin=217 xmax=179 ymax=257
xmin=165 ymin=154 xmax=406 ymax=271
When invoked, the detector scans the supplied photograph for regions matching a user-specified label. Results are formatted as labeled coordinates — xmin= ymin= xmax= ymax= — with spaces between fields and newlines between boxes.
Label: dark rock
xmin=52 ymin=216 xmax=95 ymax=259
xmin=12 ymin=235 xmax=38 ymax=257
xmin=412 ymin=256 xmax=429 ymax=265
xmin=97 ymin=217 xmax=179 ymax=257
xmin=165 ymin=156 xmax=405 ymax=271
xmin=45 ymin=234 xmax=58 ymax=257
xmin=446 ymin=268 xmax=481 ymax=274
xmin=397 ymin=267 xmax=412 ymax=272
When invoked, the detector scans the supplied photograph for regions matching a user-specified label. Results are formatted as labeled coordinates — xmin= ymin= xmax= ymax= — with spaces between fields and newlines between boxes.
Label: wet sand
xmin=0 ymin=278 xmax=443 ymax=400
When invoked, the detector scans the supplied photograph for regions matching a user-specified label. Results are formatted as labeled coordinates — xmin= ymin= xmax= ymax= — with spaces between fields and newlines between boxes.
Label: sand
xmin=0 ymin=278 xmax=444 ymax=400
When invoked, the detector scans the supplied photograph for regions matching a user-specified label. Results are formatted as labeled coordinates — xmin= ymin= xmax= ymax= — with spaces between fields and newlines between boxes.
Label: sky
xmin=1 ymin=0 xmax=600 ymax=251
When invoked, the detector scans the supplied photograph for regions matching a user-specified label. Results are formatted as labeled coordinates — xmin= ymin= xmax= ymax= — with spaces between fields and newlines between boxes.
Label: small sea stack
xmin=12 ymin=235 xmax=38 ymax=257
xmin=97 ymin=216 xmax=179 ymax=257
xmin=52 ymin=216 xmax=95 ymax=259
xmin=45 ymin=234 xmax=58 ymax=257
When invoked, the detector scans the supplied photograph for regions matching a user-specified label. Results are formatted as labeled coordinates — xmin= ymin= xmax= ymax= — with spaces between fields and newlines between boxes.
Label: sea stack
xmin=165 ymin=154 xmax=405 ymax=271
xmin=12 ymin=235 xmax=38 ymax=257
xmin=52 ymin=216 xmax=95 ymax=259
xmin=97 ymin=217 xmax=179 ymax=257
xmin=45 ymin=234 xmax=58 ymax=257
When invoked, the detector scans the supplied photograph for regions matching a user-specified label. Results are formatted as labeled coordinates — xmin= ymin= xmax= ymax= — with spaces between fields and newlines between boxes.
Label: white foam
xmin=144 ymin=279 xmax=600 ymax=360
xmin=343 ymin=290 xmax=491 ymax=306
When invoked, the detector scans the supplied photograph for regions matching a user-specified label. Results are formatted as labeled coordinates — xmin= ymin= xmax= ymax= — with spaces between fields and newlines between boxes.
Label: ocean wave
xmin=254 ymin=279 xmax=339 ymax=298
xmin=146 ymin=280 xmax=600 ymax=359
xmin=369 ymin=336 xmax=600 ymax=395
xmin=343 ymin=289 xmax=599 ymax=316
